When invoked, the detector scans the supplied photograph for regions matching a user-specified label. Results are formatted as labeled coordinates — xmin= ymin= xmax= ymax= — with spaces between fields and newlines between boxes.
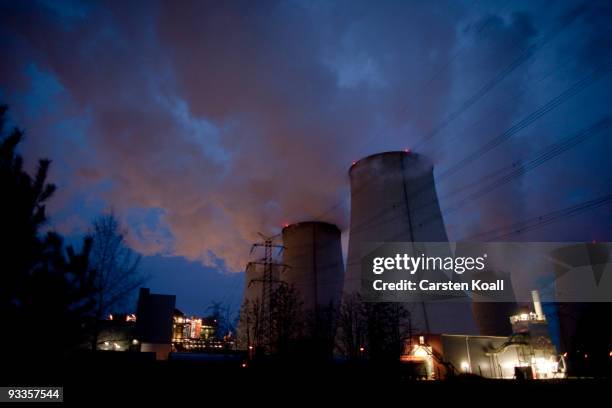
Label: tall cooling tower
xmin=345 ymin=151 xmax=477 ymax=334
xmin=281 ymin=222 xmax=344 ymax=313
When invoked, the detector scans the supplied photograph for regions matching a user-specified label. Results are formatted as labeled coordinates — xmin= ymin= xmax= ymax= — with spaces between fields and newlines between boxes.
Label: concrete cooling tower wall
xmin=281 ymin=221 xmax=344 ymax=313
xmin=471 ymin=270 xmax=518 ymax=336
xmin=551 ymin=243 xmax=612 ymax=365
xmin=345 ymin=151 xmax=448 ymax=293
xmin=454 ymin=242 xmax=518 ymax=336
xmin=345 ymin=151 xmax=477 ymax=335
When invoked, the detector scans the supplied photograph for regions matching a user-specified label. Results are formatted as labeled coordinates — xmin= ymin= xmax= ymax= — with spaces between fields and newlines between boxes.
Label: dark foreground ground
xmin=2 ymin=352 xmax=610 ymax=404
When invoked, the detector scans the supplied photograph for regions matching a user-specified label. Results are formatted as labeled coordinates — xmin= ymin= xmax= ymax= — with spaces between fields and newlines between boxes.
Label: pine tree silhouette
xmin=0 ymin=105 xmax=97 ymax=361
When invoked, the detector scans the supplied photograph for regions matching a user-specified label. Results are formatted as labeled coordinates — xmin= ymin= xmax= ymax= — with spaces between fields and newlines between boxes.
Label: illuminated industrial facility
xmin=231 ymin=150 xmax=609 ymax=380
xmin=400 ymin=290 xmax=566 ymax=380
xmin=172 ymin=310 xmax=233 ymax=352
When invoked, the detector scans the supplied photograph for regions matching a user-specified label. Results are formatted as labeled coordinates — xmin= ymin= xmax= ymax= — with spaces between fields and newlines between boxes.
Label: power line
xmin=343 ymin=68 xmax=611 ymax=237
xmin=412 ymin=3 xmax=587 ymax=151
xmin=343 ymin=192 xmax=612 ymax=271
xmin=245 ymin=233 xmax=288 ymax=352
xmin=461 ymin=193 xmax=612 ymax=241
xmin=427 ymin=51 xmax=578 ymax=158
xmin=306 ymin=1 xmax=519 ymax=224
xmin=307 ymin=3 xmax=584 ymax=227
xmin=436 ymin=63 xmax=610 ymax=181
xmin=441 ymin=117 xmax=612 ymax=214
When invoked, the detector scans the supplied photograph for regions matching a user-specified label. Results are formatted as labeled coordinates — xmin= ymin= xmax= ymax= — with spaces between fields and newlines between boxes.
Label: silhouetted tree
xmin=364 ymin=302 xmax=410 ymax=362
xmin=271 ymin=284 xmax=303 ymax=355
xmin=237 ymin=284 xmax=303 ymax=355
xmin=88 ymin=212 xmax=144 ymax=350
xmin=336 ymin=293 xmax=367 ymax=360
xmin=0 ymin=105 xmax=97 ymax=359
xmin=238 ymin=298 xmax=265 ymax=351
xmin=336 ymin=294 xmax=410 ymax=362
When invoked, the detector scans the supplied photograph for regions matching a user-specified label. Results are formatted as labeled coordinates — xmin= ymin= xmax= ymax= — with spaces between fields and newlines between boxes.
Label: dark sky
xmin=1 ymin=0 xmax=611 ymax=315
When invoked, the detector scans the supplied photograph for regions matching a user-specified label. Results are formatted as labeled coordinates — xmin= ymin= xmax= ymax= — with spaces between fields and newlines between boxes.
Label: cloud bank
xmin=1 ymin=0 xmax=610 ymax=272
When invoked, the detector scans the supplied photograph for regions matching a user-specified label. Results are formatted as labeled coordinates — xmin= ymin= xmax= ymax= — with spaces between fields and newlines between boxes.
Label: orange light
xmin=609 ymin=351 xmax=612 ymax=357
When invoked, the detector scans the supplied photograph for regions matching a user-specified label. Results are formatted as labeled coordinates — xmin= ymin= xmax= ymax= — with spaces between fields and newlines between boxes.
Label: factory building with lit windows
xmin=400 ymin=291 xmax=566 ymax=380
xmin=172 ymin=309 xmax=234 ymax=352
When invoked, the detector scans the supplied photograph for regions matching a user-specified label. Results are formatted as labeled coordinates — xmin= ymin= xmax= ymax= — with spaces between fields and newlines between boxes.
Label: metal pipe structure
xmin=532 ymin=290 xmax=544 ymax=321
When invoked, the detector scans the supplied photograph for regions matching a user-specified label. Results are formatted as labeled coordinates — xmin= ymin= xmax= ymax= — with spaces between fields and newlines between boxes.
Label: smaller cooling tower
xmin=551 ymin=243 xmax=612 ymax=369
xmin=281 ymin=222 xmax=344 ymax=313
xmin=237 ymin=262 xmax=283 ymax=349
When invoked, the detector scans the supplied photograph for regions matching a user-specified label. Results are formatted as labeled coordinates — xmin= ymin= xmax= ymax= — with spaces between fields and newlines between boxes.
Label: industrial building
xmin=344 ymin=151 xmax=477 ymax=334
xmin=96 ymin=313 xmax=139 ymax=352
xmin=172 ymin=309 xmax=233 ymax=352
xmin=135 ymin=288 xmax=176 ymax=360
xmin=235 ymin=149 xmax=602 ymax=379
xmin=401 ymin=291 xmax=565 ymax=380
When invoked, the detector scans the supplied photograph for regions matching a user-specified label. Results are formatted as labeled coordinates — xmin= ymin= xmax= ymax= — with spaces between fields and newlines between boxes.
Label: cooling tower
xmin=471 ymin=270 xmax=518 ymax=336
xmin=551 ymin=243 xmax=612 ymax=375
xmin=281 ymin=221 xmax=344 ymax=313
xmin=345 ymin=151 xmax=478 ymax=334
xmin=455 ymin=241 xmax=518 ymax=336
xmin=237 ymin=261 xmax=282 ymax=349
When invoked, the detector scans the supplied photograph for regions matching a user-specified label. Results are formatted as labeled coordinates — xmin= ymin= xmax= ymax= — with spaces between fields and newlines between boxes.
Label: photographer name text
xmin=372 ymin=279 xmax=504 ymax=292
